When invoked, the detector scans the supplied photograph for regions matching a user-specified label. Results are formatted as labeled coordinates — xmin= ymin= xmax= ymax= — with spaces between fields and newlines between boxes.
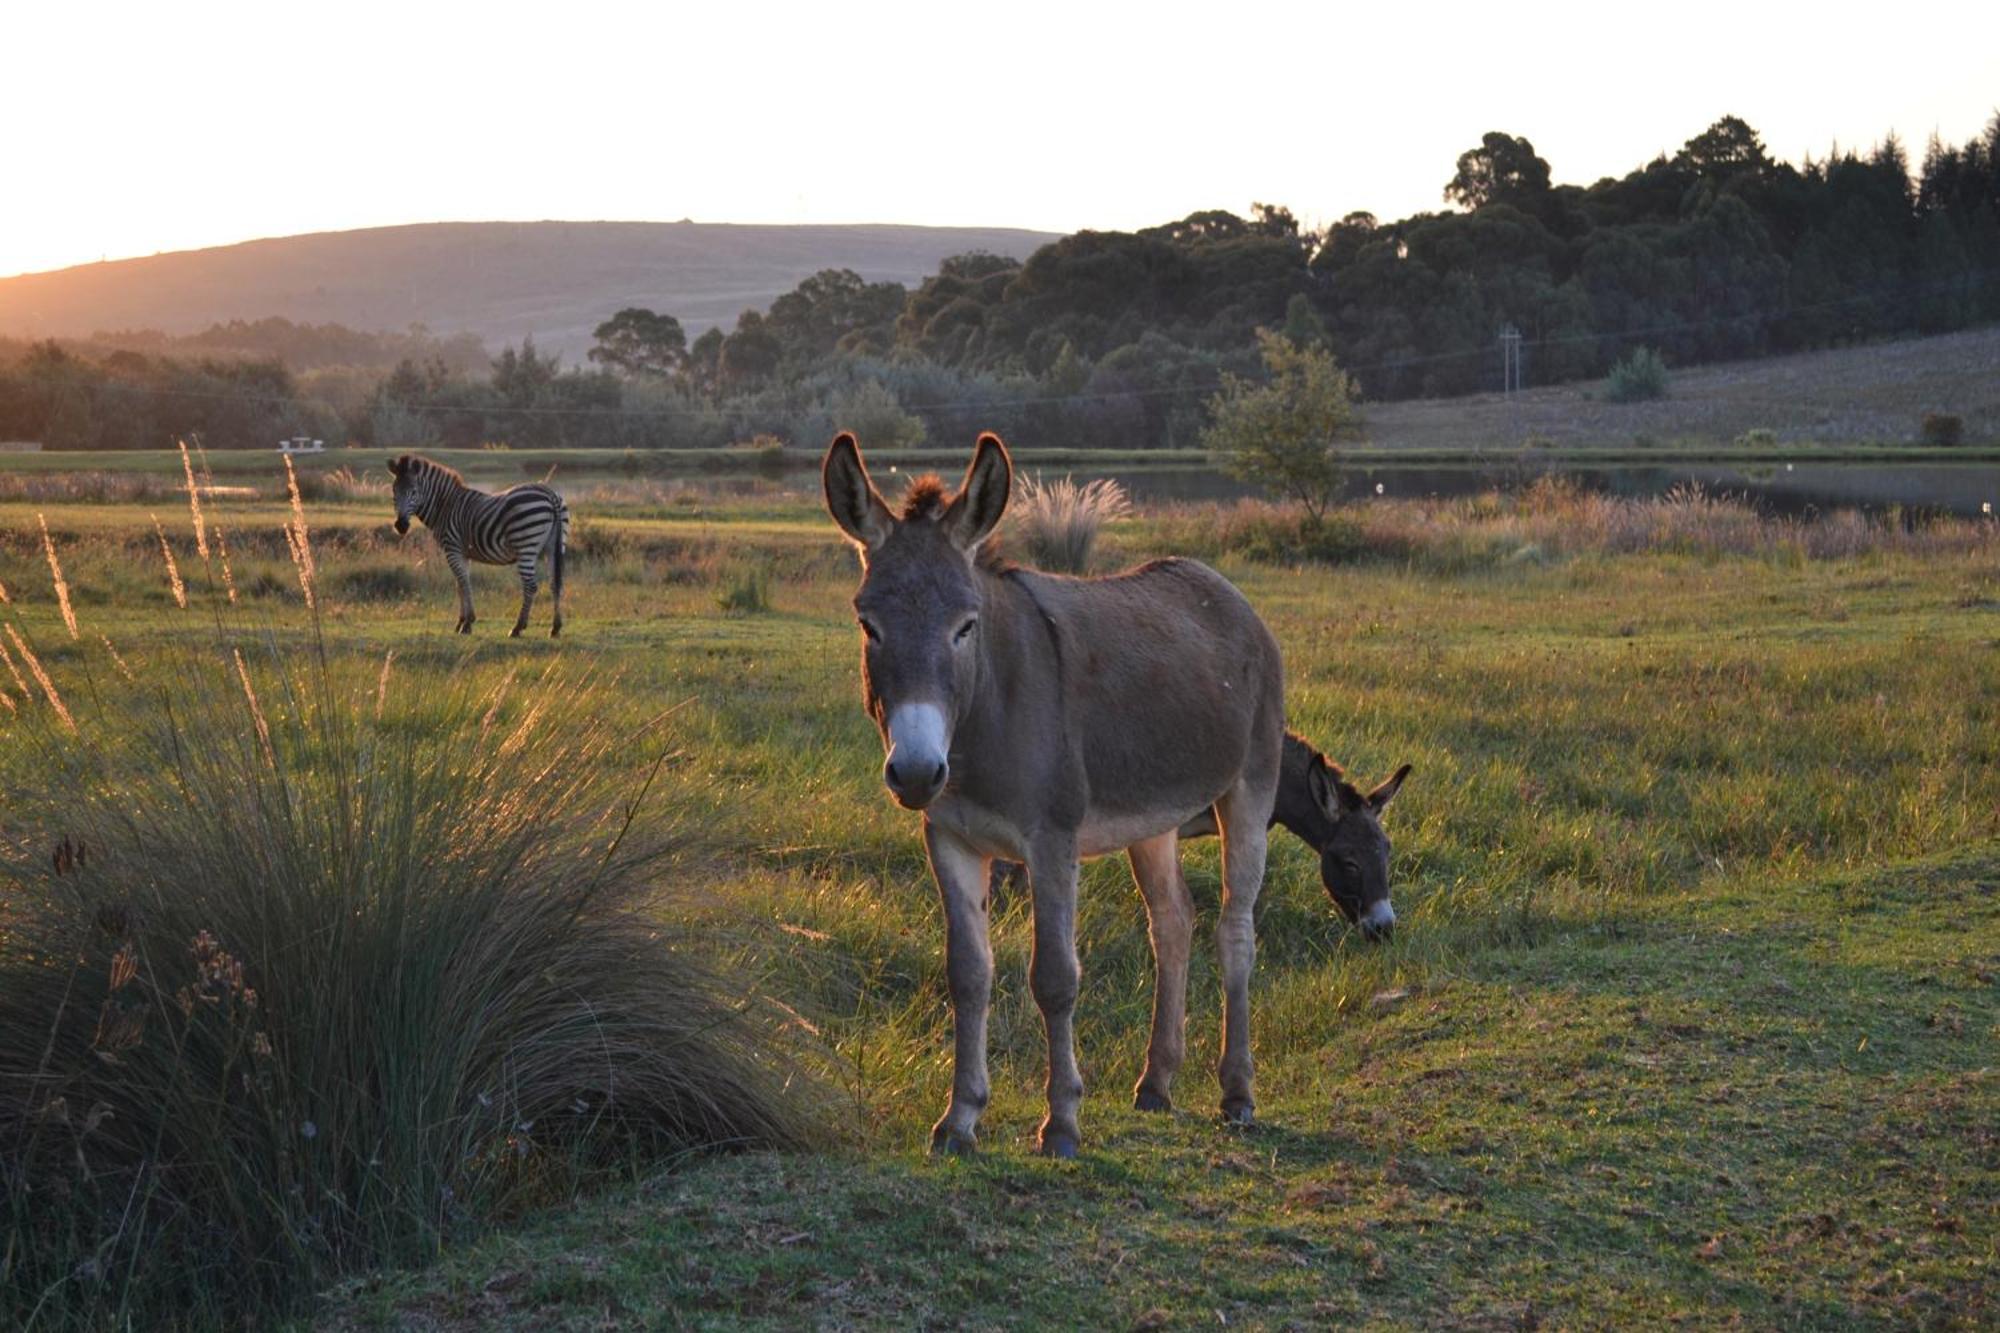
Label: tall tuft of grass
xmin=177 ymin=440 xmax=209 ymax=560
xmin=0 ymin=639 xmax=835 ymax=1326
xmin=150 ymin=514 xmax=188 ymax=609
xmin=37 ymin=513 xmax=78 ymax=639
xmin=1004 ymin=473 xmax=1133 ymax=574
xmin=715 ymin=563 xmax=773 ymax=613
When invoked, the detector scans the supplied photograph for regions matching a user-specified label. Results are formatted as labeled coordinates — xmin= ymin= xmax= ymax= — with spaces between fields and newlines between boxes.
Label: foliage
xmin=1921 ymin=411 xmax=1965 ymax=445
xmin=1203 ymin=331 xmax=1363 ymax=521
xmin=1604 ymin=346 xmax=1670 ymax=402
xmin=0 ymin=615 xmax=830 ymax=1325
xmin=588 ymin=308 xmax=688 ymax=378
xmin=828 ymin=379 xmax=926 ymax=450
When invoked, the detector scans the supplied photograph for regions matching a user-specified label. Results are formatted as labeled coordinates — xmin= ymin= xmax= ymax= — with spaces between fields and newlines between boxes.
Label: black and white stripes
xmin=388 ymin=454 xmax=568 ymax=637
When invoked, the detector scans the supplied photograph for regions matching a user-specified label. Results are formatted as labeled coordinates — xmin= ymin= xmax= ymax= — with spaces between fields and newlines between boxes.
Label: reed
xmin=37 ymin=513 xmax=78 ymax=638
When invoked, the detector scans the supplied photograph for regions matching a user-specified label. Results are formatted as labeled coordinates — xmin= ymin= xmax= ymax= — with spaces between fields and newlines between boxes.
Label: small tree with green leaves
xmin=1202 ymin=330 xmax=1363 ymax=523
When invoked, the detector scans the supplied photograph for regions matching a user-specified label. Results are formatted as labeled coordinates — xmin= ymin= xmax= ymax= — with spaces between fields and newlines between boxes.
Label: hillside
xmin=0 ymin=221 xmax=1062 ymax=360
xmin=1367 ymin=324 xmax=2000 ymax=448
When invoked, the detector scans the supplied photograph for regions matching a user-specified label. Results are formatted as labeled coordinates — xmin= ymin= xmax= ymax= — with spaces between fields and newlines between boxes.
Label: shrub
xmin=829 ymin=380 xmax=926 ymax=451
xmin=1604 ymin=347 xmax=1669 ymax=403
xmin=0 ymin=634 xmax=830 ymax=1325
xmin=715 ymin=563 xmax=772 ymax=613
xmin=1735 ymin=427 xmax=1778 ymax=448
xmin=1004 ymin=473 xmax=1132 ymax=573
xmin=1202 ymin=330 xmax=1363 ymax=523
xmin=1920 ymin=412 xmax=1964 ymax=446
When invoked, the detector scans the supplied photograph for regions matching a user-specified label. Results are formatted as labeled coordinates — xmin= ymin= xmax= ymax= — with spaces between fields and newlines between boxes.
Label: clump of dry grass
xmin=0 ymin=644 xmax=836 ymax=1326
xmin=1004 ymin=473 xmax=1133 ymax=573
xmin=3 ymin=623 xmax=73 ymax=732
xmin=1149 ymin=477 xmax=2000 ymax=569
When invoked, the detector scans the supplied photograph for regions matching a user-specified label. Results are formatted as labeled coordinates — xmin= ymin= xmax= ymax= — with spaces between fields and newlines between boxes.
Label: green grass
xmin=2 ymin=469 xmax=1996 ymax=1328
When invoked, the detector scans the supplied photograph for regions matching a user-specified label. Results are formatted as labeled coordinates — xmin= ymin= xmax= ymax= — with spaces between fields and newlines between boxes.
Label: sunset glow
xmin=5 ymin=0 xmax=1994 ymax=277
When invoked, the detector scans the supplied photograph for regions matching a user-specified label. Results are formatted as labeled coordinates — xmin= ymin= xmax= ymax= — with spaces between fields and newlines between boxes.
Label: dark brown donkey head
xmin=823 ymin=431 xmax=1011 ymax=810
xmin=1307 ymin=757 xmax=1412 ymax=941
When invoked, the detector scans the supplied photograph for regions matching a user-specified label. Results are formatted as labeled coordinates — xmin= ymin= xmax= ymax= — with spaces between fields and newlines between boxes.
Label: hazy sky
xmin=5 ymin=0 xmax=1995 ymax=277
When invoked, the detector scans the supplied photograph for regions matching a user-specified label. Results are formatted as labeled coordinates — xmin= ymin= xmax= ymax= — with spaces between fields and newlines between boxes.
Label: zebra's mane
xmin=414 ymin=456 xmax=465 ymax=486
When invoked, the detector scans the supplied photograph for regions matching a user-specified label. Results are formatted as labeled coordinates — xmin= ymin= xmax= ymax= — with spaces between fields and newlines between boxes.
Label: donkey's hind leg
xmin=1213 ymin=779 xmax=1275 ymax=1125
xmin=1129 ymin=830 xmax=1193 ymax=1112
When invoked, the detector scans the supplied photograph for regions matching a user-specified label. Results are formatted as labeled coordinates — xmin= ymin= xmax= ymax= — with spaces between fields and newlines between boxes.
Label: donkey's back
xmin=1008 ymin=556 xmax=1284 ymax=844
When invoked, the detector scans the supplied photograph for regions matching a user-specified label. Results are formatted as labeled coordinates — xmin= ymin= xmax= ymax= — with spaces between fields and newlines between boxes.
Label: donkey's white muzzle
xmin=884 ymin=703 xmax=949 ymax=809
xmin=1360 ymin=900 xmax=1396 ymax=940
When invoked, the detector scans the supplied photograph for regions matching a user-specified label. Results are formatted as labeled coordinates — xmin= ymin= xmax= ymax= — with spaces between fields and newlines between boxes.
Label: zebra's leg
xmin=444 ymin=545 xmax=475 ymax=634
xmin=511 ymin=552 xmax=538 ymax=638
xmin=549 ymin=519 xmax=564 ymax=639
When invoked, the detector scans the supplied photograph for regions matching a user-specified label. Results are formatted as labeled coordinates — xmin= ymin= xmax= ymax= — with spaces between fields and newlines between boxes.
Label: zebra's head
xmin=387 ymin=455 xmax=421 ymax=534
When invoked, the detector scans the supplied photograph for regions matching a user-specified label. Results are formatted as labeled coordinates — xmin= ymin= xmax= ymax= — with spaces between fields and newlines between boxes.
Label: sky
xmin=4 ymin=0 xmax=1995 ymax=278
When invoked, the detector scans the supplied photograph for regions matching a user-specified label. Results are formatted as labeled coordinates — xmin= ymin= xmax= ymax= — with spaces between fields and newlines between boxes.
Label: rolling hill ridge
xmin=0 ymin=221 xmax=1063 ymax=360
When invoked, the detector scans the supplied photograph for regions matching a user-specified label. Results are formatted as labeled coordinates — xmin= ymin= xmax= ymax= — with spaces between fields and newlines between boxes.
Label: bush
xmin=1003 ymin=473 xmax=1132 ymax=573
xmin=1604 ymin=347 xmax=1669 ymax=403
xmin=715 ymin=563 xmax=772 ymax=613
xmin=1735 ymin=427 xmax=1778 ymax=448
xmin=1921 ymin=412 xmax=1964 ymax=446
xmin=1202 ymin=330 xmax=1364 ymax=523
xmin=0 ymin=634 xmax=829 ymax=1325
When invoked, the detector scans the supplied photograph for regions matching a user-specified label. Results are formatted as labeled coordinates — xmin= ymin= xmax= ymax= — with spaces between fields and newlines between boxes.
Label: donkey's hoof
xmin=1037 ymin=1130 xmax=1080 ymax=1160
xmin=551 ymin=624 xmax=562 ymax=639
xmin=1221 ymin=1099 xmax=1256 ymax=1127
xmin=1133 ymin=1087 xmax=1173 ymax=1113
xmin=509 ymin=625 xmax=525 ymax=639
xmin=928 ymin=1124 xmax=977 ymax=1158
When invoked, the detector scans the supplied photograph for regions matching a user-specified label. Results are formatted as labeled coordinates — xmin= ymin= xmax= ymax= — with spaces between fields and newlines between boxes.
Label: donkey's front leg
xmin=924 ymin=821 xmax=992 ymax=1156
xmin=1025 ymin=834 xmax=1084 ymax=1157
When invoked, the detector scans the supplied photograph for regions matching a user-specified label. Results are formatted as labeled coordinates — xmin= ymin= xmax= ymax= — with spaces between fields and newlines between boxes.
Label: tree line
xmin=3 ymin=112 xmax=1996 ymax=450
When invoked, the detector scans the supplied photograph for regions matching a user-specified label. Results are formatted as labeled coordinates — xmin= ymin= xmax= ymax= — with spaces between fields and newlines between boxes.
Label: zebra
xmin=387 ymin=454 xmax=569 ymax=637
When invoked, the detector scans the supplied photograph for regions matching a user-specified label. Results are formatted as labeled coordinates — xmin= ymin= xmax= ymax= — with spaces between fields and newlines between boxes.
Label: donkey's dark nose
xmin=884 ymin=756 xmax=948 ymax=808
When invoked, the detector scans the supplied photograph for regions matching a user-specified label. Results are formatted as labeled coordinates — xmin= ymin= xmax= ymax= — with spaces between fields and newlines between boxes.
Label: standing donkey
xmin=825 ymin=431 xmax=1286 ymax=1157
xmin=387 ymin=454 xmax=568 ymax=637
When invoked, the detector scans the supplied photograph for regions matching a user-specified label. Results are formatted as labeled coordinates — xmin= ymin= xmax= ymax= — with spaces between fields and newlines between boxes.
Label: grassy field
xmin=2 ymin=463 xmax=1997 ymax=1329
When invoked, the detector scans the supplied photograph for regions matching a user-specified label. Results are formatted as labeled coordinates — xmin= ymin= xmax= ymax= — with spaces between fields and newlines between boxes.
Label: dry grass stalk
xmin=6 ymin=623 xmax=75 ymax=731
xmin=151 ymin=515 xmax=188 ymax=609
xmin=0 ymin=578 xmax=11 ymax=605
xmin=38 ymin=513 xmax=79 ymax=638
xmin=213 ymin=525 xmax=239 ymax=604
xmin=179 ymin=440 xmax=210 ymax=559
xmin=232 ymin=648 xmax=276 ymax=768
xmin=374 ymin=650 xmax=395 ymax=719
xmin=100 ymin=635 xmax=137 ymax=683
xmin=0 ymin=636 xmax=28 ymax=698
xmin=284 ymin=454 xmax=317 ymax=582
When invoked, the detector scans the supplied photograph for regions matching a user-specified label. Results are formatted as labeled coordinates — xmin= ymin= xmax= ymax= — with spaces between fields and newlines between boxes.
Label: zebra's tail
xmin=553 ymin=501 xmax=568 ymax=599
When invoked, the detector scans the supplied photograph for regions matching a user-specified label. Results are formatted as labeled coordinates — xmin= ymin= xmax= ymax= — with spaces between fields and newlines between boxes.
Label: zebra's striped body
xmin=388 ymin=454 xmax=569 ymax=637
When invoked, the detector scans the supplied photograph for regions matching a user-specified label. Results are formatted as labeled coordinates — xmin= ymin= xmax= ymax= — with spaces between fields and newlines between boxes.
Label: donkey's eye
xmin=953 ymin=617 xmax=978 ymax=644
xmin=858 ymin=618 xmax=881 ymax=643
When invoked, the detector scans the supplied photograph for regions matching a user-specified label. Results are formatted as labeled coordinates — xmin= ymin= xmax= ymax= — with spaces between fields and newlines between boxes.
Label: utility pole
xmin=1499 ymin=324 xmax=1523 ymax=395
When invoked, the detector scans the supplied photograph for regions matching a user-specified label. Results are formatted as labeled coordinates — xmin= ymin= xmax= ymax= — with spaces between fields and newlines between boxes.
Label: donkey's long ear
xmin=823 ymin=432 xmax=893 ymax=550
xmin=942 ymin=432 xmax=1011 ymax=551
xmin=1367 ymin=764 xmax=1412 ymax=813
xmin=1305 ymin=754 xmax=1335 ymax=817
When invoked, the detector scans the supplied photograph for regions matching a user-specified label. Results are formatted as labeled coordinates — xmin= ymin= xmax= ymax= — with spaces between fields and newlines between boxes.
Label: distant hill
xmin=0 ymin=221 xmax=1063 ymax=361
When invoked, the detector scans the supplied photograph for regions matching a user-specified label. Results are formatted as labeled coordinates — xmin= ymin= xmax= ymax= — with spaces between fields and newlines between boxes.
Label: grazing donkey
xmin=387 ymin=454 xmax=568 ymax=637
xmin=1179 ymin=733 xmax=1412 ymax=941
xmin=825 ymin=430 xmax=1286 ymax=1157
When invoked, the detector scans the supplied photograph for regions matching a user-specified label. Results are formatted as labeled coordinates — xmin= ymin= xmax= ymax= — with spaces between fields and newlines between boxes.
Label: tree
xmin=1676 ymin=115 xmax=1772 ymax=182
xmin=1444 ymin=132 xmax=1553 ymax=212
xmin=587 ymin=308 xmax=687 ymax=377
xmin=1202 ymin=330 xmax=1363 ymax=522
